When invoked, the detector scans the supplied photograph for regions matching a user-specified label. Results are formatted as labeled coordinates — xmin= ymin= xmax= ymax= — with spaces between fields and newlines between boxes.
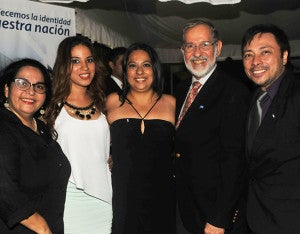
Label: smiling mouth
xmin=250 ymin=66 xmax=268 ymax=76
xmin=135 ymin=78 xmax=146 ymax=82
xmin=22 ymin=98 xmax=35 ymax=104
xmin=192 ymin=58 xmax=207 ymax=65
xmin=79 ymin=73 xmax=90 ymax=79
xmin=252 ymin=69 xmax=266 ymax=74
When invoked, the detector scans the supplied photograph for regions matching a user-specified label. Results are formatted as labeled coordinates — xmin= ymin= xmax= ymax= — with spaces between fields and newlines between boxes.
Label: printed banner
xmin=0 ymin=0 xmax=76 ymax=70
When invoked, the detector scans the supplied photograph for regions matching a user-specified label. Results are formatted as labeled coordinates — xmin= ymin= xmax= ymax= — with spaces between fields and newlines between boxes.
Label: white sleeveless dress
xmin=55 ymin=107 xmax=112 ymax=234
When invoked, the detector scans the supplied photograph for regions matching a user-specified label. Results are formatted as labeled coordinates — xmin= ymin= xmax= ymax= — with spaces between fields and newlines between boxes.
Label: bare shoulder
xmin=154 ymin=94 xmax=175 ymax=124
xmin=161 ymin=94 xmax=176 ymax=109
xmin=106 ymin=92 xmax=121 ymax=111
xmin=105 ymin=93 xmax=123 ymax=124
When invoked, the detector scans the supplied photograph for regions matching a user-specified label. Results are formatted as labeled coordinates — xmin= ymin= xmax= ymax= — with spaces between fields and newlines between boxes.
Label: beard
xmin=184 ymin=49 xmax=217 ymax=78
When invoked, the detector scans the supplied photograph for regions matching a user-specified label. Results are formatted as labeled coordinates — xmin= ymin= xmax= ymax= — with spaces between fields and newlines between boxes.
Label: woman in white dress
xmin=44 ymin=35 xmax=112 ymax=234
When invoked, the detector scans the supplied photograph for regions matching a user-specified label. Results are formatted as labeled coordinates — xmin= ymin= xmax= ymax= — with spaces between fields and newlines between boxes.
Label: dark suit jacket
xmin=246 ymin=70 xmax=300 ymax=234
xmin=175 ymin=67 xmax=249 ymax=233
xmin=105 ymin=76 xmax=122 ymax=96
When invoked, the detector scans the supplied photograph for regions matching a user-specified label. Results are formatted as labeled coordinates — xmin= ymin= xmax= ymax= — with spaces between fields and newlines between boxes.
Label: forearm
xmin=20 ymin=212 xmax=52 ymax=234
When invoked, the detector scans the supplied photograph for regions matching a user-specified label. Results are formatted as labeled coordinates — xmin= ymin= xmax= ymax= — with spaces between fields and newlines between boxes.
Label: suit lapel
xmin=176 ymin=69 xmax=220 ymax=125
xmin=175 ymin=77 xmax=192 ymax=119
xmin=248 ymin=71 xmax=292 ymax=156
xmin=188 ymin=69 xmax=219 ymax=111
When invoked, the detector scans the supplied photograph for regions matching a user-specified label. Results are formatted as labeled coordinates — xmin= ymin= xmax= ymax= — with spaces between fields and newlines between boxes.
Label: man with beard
xmin=174 ymin=18 xmax=250 ymax=234
xmin=242 ymin=24 xmax=300 ymax=234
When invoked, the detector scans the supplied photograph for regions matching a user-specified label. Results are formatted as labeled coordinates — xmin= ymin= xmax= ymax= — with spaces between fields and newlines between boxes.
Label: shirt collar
xmin=265 ymin=70 xmax=285 ymax=100
xmin=111 ymin=75 xmax=123 ymax=89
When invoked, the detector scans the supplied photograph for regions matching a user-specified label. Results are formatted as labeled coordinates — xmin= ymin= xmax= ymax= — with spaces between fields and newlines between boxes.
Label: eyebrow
xmin=71 ymin=55 xmax=93 ymax=59
xmin=128 ymin=60 xmax=151 ymax=63
xmin=259 ymin=45 xmax=274 ymax=50
xmin=243 ymin=45 xmax=274 ymax=53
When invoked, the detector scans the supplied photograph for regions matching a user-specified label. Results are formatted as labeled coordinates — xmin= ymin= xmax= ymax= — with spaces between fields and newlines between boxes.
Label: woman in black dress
xmin=0 ymin=58 xmax=71 ymax=233
xmin=106 ymin=43 xmax=176 ymax=234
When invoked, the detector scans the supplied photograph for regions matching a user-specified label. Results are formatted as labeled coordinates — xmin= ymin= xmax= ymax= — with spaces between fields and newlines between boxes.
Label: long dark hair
xmin=44 ymin=35 xmax=107 ymax=138
xmin=120 ymin=42 xmax=163 ymax=104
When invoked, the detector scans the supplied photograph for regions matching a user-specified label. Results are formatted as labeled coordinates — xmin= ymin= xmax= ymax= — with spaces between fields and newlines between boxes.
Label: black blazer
xmin=246 ymin=70 xmax=300 ymax=234
xmin=175 ymin=67 xmax=249 ymax=233
xmin=0 ymin=109 xmax=71 ymax=234
xmin=105 ymin=76 xmax=122 ymax=96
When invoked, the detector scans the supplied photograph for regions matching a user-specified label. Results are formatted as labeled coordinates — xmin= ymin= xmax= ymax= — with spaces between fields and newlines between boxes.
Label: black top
xmin=110 ymin=118 xmax=176 ymax=234
xmin=0 ymin=108 xmax=71 ymax=234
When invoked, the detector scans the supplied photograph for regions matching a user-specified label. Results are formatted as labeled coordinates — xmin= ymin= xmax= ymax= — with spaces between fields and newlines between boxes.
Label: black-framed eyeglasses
xmin=13 ymin=78 xmax=46 ymax=94
xmin=183 ymin=41 xmax=217 ymax=53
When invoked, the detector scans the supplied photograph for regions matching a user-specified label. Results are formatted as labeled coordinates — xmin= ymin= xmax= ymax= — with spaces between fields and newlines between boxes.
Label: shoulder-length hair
xmin=44 ymin=35 xmax=107 ymax=137
xmin=120 ymin=42 xmax=163 ymax=104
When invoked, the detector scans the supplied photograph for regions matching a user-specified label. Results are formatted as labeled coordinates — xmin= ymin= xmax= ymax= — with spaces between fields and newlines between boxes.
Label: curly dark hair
xmin=44 ymin=35 xmax=107 ymax=139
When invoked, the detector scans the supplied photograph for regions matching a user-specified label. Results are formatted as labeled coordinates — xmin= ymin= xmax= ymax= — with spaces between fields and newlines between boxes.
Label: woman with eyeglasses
xmin=44 ymin=36 xmax=112 ymax=234
xmin=0 ymin=58 xmax=71 ymax=233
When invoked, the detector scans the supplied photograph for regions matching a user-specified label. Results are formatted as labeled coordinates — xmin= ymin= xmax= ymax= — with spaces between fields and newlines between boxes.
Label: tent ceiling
xmin=46 ymin=0 xmax=300 ymax=44
xmin=33 ymin=0 xmax=300 ymax=62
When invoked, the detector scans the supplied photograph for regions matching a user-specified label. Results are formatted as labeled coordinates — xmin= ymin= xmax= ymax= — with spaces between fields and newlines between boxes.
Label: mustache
xmin=190 ymin=55 xmax=208 ymax=61
xmin=250 ymin=65 xmax=268 ymax=72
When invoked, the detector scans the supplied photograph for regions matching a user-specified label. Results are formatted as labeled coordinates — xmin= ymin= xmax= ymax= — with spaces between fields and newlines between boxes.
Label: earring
xmin=4 ymin=99 xmax=9 ymax=109
xmin=39 ymin=107 xmax=45 ymax=115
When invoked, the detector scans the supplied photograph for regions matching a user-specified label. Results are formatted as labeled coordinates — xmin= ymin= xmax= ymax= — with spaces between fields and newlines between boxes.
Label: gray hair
xmin=182 ymin=18 xmax=220 ymax=43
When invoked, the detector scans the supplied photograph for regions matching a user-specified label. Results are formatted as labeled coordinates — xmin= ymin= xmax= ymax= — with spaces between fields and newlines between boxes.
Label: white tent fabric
xmin=39 ymin=0 xmax=240 ymax=5
xmin=39 ymin=0 xmax=88 ymax=2
xmin=75 ymin=9 xmax=130 ymax=48
xmin=33 ymin=0 xmax=300 ymax=68
xmin=158 ymin=0 xmax=240 ymax=5
xmin=74 ymin=7 xmax=300 ymax=63
xmin=39 ymin=0 xmax=240 ymax=4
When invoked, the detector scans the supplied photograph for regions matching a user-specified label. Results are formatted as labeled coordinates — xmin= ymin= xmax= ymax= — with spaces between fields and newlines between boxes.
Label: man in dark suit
xmin=242 ymin=24 xmax=300 ymax=234
xmin=105 ymin=47 xmax=126 ymax=96
xmin=175 ymin=18 xmax=250 ymax=234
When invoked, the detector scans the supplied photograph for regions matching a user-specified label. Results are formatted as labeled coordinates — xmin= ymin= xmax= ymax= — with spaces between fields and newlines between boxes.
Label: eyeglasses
xmin=183 ymin=41 xmax=217 ymax=53
xmin=13 ymin=78 xmax=46 ymax=94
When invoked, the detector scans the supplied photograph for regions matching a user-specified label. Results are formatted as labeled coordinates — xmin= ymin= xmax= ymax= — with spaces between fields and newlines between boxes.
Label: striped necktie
xmin=176 ymin=81 xmax=201 ymax=129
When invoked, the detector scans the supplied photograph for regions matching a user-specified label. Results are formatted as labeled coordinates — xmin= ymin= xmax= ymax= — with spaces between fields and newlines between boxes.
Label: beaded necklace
xmin=64 ymin=101 xmax=96 ymax=120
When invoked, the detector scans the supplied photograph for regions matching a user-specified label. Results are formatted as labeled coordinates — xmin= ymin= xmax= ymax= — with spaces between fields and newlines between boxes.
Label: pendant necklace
xmin=126 ymin=95 xmax=160 ymax=134
xmin=64 ymin=101 xmax=96 ymax=120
